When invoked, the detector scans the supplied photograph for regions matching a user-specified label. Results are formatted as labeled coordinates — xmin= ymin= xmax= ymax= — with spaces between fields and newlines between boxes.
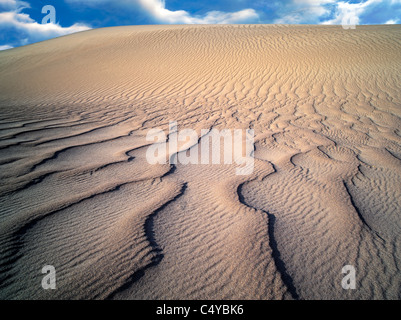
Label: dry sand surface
xmin=0 ymin=24 xmax=401 ymax=300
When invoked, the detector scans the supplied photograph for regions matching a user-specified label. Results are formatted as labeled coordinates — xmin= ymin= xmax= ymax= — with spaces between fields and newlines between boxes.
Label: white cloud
xmin=0 ymin=44 xmax=13 ymax=50
xmin=0 ymin=0 xmax=29 ymax=11
xmin=66 ymin=0 xmax=259 ymax=24
xmin=322 ymin=0 xmax=381 ymax=25
xmin=137 ymin=0 xmax=258 ymax=24
xmin=0 ymin=0 xmax=91 ymax=47
xmin=274 ymin=0 xmax=337 ymax=24
xmin=385 ymin=18 xmax=399 ymax=23
xmin=274 ymin=0 xmax=400 ymax=25
xmin=0 ymin=11 xmax=90 ymax=40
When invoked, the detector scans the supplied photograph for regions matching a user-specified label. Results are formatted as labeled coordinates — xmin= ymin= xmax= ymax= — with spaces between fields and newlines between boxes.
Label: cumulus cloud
xmin=0 ymin=0 xmax=91 ymax=47
xmin=0 ymin=44 xmax=13 ymax=50
xmin=0 ymin=0 xmax=27 ymax=11
xmin=321 ymin=0 xmax=381 ymax=25
xmin=136 ymin=0 xmax=259 ymax=24
xmin=66 ymin=0 xmax=259 ymax=24
xmin=274 ymin=0 xmax=401 ymax=25
xmin=274 ymin=0 xmax=337 ymax=24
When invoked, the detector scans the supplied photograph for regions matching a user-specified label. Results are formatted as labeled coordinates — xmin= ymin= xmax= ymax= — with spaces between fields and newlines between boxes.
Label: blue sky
xmin=1 ymin=0 xmax=400 ymax=50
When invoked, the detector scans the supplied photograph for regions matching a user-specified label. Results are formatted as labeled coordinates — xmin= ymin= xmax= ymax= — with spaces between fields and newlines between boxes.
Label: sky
xmin=0 ymin=0 xmax=400 ymax=50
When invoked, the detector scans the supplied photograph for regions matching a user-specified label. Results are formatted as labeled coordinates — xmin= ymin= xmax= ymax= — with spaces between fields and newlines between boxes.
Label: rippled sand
xmin=0 ymin=24 xmax=400 ymax=299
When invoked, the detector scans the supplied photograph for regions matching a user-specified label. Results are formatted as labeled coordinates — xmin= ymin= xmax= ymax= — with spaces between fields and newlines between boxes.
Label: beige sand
xmin=0 ymin=24 xmax=400 ymax=299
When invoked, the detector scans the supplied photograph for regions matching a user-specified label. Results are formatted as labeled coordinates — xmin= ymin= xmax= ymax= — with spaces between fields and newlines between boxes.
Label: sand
xmin=0 ymin=24 xmax=400 ymax=300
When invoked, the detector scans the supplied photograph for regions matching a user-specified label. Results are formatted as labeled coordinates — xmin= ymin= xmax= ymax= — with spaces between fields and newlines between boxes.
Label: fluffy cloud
xmin=136 ymin=0 xmax=259 ymax=24
xmin=0 ymin=0 xmax=91 ymax=48
xmin=0 ymin=44 xmax=13 ymax=50
xmin=66 ymin=0 xmax=259 ymax=24
xmin=61 ymin=0 xmax=401 ymax=25
xmin=0 ymin=0 xmax=27 ymax=11
xmin=274 ymin=0 xmax=401 ymax=25
xmin=274 ymin=0 xmax=337 ymax=24
xmin=322 ymin=0 xmax=381 ymax=25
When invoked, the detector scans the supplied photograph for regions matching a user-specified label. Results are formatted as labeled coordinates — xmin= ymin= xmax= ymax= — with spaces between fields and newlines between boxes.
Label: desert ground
xmin=0 ymin=24 xmax=400 ymax=299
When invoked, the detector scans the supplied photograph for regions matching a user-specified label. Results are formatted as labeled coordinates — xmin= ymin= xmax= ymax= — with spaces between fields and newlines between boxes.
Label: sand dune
xmin=0 ymin=24 xmax=401 ymax=299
